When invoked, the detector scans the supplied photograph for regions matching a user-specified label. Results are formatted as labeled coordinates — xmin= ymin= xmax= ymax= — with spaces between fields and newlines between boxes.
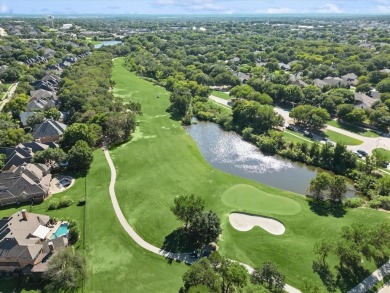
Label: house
xmin=26 ymin=98 xmax=56 ymax=112
xmin=234 ymin=72 xmax=250 ymax=84
xmin=322 ymin=76 xmax=346 ymax=87
xmin=32 ymin=119 xmax=67 ymax=143
xmin=30 ymin=89 xmax=57 ymax=102
xmin=341 ymin=73 xmax=358 ymax=86
xmin=279 ymin=63 xmax=291 ymax=71
xmin=290 ymin=79 xmax=308 ymax=88
xmin=1 ymin=142 xmax=49 ymax=171
xmin=0 ymin=163 xmax=51 ymax=206
xmin=42 ymin=48 xmax=56 ymax=59
xmin=354 ymin=92 xmax=377 ymax=109
xmin=313 ymin=78 xmax=327 ymax=89
xmin=0 ymin=210 xmax=68 ymax=273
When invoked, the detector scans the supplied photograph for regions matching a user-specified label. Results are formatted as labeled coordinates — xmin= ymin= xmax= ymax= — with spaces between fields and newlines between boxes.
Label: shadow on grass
xmin=0 ymin=277 xmax=42 ymax=293
xmin=308 ymin=199 xmax=346 ymax=218
xmin=336 ymin=265 xmax=370 ymax=293
xmin=161 ymin=227 xmax=198 ymax=253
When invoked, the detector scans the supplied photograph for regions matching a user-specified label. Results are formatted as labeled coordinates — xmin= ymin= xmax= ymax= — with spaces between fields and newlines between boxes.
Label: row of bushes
xmin=48 ymin=196 xmax=73 ymax=210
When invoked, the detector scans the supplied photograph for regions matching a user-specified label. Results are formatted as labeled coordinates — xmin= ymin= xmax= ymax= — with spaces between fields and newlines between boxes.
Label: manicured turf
xmin=84 ymin=151 xmax=186 ymax=293
xmin=373 ymin=148 xmax=390 ymax=161
xmin=211 ymin=90 xmax=231 ymax=100
xmin=222 ymin=184 xmax=302 ymax=215
xmin=110 ymin=58 xmax=389 ymax=290
xmin=325 ymin=129 xmax=363 ymax=145
xmin=283 ymin=129 xmax=314 ymax=144
xmin=327 ymin=120 xmax=379 ymax=138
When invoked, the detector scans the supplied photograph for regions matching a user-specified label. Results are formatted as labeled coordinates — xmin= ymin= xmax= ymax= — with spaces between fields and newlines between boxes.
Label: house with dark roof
xmin=2 ymin=142 xmax=49 ymax=171
xmin=354 ymin=92 xmax=377 ymax=109
xmin=0 ymin=210 xmax=68 ymax=273
xmin=234 ymin=72 xmax=250 ymax=84
xmin=341 ymin=73 xmax=358 ymax=86
xmin=33 ymin=119 xmax=67 ymax=143
xmin=0 ymin=163 xmax=51 ymax=206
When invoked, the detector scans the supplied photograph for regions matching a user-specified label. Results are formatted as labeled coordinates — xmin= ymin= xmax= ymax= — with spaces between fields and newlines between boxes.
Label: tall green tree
xmin=171 ymin=194 xmax=205 ymax=229
xmin=43 ymin=249 xmax=86 ymax=293
xmin=251 ymin=261 xmax=285 ymax=293
xmin=67 ymin=140 xmax=93 ymax=173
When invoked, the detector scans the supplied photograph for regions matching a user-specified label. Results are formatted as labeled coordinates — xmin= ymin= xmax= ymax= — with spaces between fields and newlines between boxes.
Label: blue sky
xmin=1 ymin=0 xmax=390 ymax=15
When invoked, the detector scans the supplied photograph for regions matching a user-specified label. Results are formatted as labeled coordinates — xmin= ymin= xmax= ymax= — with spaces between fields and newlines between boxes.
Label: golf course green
xmin=222 ymin=184 xmax=302 ymax=216
xmin=109 ymin=58 xmax=389 ymax=290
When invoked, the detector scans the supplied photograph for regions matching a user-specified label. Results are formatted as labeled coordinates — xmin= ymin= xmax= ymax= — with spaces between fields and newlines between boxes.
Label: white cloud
xmin=317 ymin=3 xmax=343 ymax=13
xmin=0 ymin=3 xmax=9 ymax=13
xmin=377 ymin=5 xmax=390 ymax=12
xmin=266 ymin=7 xmax=295 ymax=14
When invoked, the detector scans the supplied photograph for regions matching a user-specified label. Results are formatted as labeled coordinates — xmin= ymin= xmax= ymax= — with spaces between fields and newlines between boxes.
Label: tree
xmin=190 ymin=210 xmax=222 ymax=246
xmin=0 ymin=67 xmax=20 ymax=83
xmin=27 ymin=112 xmax=45 ymax=128
xmin=104 ymin=112 xmax=136 ymax=146
xmin=169 ymin=88 xmax=192 ymax=118
xmin=377 ymin=78 xmax=390 ymax=93
xmin=171 ymin=194 xmax=205 ymax=229
xmin=33 ymin=148 xmax=67 ymax=165
xmin=308 ymin=173 xmax=332 ymax=200
xmin=220 ymin=259 xmax=248 ymax=293
xmin=345 ymin=109 xmax=367 ymax=124
xmin=44 ymin=107 xmax=61 ymax=120
xmin=251 ymin=261 xmax=285 ymax=292
xmin=182 ymin=258 xmax=221 ymax=293
xmin=329 ymin=176 xmax=347 ymax=203
xmin=61 ymin=123 xmax=102 ymax=150
xmin=376 ymin=176 xmax=390 ymax=196
xmin=4 ymin=94 xmax=29 ymax=119
xmin=67 ymin=140 xmax=93 ymax=173
xmin=314 ymin=239 xmax=332 ymax=268
xmin=43 ymin=249 xmax=86 ymax=293
xmin=0 ymin=128 xmax=31 ymax=148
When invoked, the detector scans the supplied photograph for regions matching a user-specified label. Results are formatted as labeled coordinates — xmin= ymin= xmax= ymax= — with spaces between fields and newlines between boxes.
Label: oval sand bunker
xmin=229 ymin=213 xmax=285 ymax=235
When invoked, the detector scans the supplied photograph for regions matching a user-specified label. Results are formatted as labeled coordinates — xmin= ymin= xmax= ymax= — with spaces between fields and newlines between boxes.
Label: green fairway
xmin=110 ymin=58 xmax=389 ymax=290
xmin=327 ymin=120 xmax=379 ymax=138
xmin=222 ymin=184 xmax=302 ymax=215
xmin=325 ymin=129 xmax=363 ymax=145
xmin=84 ymin=151 xmax=186 ymax=293
xmin=211 ymin=90 xmax=231 ymax=100
xmin=374 ymin=148 xmax=390 ymax=161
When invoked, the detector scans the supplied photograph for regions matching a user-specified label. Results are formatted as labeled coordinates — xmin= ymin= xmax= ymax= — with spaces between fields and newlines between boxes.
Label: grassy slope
xmin=111 ymin=58 xmax=389 ymax=290
xmin=211 ymin=90 xmax=231 ymax=100
xmin=374 ymin=148 xmax=390 ymax=161
xmin=327 ymin=120 xmax=379 ymax=138
xmin=84 ymin=151 xmax=186 ymax=293
xmin=325 ymin=129 xmax=363 ymax=145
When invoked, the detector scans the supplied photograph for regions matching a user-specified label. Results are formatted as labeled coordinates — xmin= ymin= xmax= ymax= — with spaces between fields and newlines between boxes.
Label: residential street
xmin=0 ymin=82 xmax=18 ymax=112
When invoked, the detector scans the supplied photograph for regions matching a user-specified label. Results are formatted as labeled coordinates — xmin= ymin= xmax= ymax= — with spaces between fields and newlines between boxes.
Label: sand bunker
xmin=229 ymin=213 xmax=285 ymax=235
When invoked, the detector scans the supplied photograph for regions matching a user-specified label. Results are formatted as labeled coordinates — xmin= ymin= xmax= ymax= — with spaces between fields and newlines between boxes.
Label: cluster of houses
xmin=0 ymin=51 xmax=91 ymax=208
xmin=0 ymin=209 xmax=68 ymax=275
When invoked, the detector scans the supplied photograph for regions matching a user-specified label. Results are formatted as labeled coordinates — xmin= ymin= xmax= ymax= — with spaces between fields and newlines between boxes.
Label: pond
xmin=185 ymin=120 xmax=355 ymax=197
xmin=94 ymin=40 xmax=123 ymax=49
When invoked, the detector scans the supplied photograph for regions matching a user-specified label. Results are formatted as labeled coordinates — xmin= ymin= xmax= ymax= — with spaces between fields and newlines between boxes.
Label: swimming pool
xmin=50 ymin=223 xmax=69 ymax=239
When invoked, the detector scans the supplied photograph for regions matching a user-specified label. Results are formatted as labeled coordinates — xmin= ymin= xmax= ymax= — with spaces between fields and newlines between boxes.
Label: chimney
xmin=48 ymin=241 xmax=55 ymax=253
xmin=21 ymin=209 xmax=28 ymax=221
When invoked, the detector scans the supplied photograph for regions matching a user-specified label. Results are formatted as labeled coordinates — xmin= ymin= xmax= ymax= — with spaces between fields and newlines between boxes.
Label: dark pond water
xmin=94 ymin=40 xmax=122 ymax=48
xmin=185 ymin=120 xmax=355 ymax=197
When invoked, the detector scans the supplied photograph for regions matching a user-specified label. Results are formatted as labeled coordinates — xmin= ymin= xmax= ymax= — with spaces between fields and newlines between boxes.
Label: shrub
xmin=58 ymin=196 xmax=73 ymax=208
xmin=344 ymin=198 xmax=365 ymax=208
xmin=48 ymin=199 xmax=59 ymax=210
xmin=369 ymin=196 xmax=390 ymax=210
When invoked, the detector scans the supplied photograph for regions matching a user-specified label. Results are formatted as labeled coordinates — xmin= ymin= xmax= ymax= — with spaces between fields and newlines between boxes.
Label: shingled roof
xmin=32 ymin=119 xmax=67 ymax=140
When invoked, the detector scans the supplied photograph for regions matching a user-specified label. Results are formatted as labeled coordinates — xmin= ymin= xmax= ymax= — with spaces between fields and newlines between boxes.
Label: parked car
xmin=353 ymin=151 xmax=363 ymax=158
xmin=303 ymin=130 xmax=313 ymax=138
xmin=381 ymin=161 xmax=389 ymax=168
xmin=322 ymin=137 xmax=330 ymax=142
xmin=286 ymin=124 xmax=295 ymax=131
xmin=357 ymin=149 xmax=368 ymax=157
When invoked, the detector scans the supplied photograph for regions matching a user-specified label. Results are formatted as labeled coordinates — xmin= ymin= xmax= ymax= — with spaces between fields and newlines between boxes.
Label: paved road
xmin=103 ymin=148 xmax=301 ymax=293
xmin=348 ymin=261 xmax=390 ymax=293
xmin=0 ymin=82 xmax=18 ymax=112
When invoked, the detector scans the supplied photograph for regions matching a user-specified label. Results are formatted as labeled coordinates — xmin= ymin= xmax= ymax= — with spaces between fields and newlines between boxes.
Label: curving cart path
xmin=103 ymin=149 xmax=301 ymax=293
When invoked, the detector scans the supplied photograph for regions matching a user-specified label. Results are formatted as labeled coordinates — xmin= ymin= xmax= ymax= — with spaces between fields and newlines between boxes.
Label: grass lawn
xmin=211 ymin=90 xmax=231 ymax=100
xmin=110 ymin=58 xmax=390 ymax=291
xmin=373 ymin=148 xmax=390 ymax=162
xmin=222 ymin=184 xmax=302 ymax=215
xmin=325 ymin=129 xmax=363 ymax=145
xmin=283 ymin=129 xmax=314 ymax=144
xmin=328 ymin=120 xmax=379 ymax=138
